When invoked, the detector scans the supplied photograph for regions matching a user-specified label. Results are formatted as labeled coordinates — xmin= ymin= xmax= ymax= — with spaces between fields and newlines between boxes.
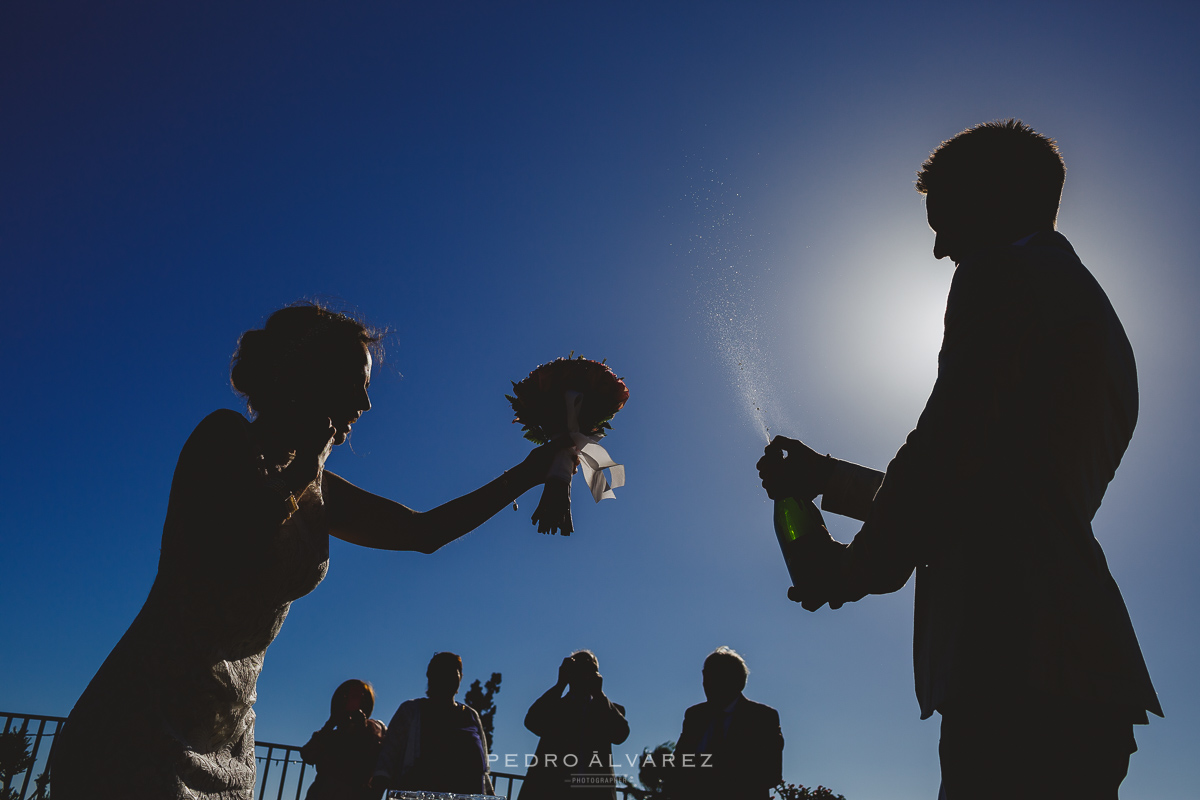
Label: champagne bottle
xmin=773 ymin=496 xmax=824 ymax=586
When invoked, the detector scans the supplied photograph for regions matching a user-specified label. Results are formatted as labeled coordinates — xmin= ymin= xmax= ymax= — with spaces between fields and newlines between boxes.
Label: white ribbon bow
xmin=565 ymin=391 xmax=626 ymax=502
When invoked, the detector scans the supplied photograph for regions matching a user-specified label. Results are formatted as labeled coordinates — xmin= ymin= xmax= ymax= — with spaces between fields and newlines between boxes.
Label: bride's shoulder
xmin=191 ymin=408 xmax=252 ymax=440
xmin=177 ymin=409 xmax=254 ymax=466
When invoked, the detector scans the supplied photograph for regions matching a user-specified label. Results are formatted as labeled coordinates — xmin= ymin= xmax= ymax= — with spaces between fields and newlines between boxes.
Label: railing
xmin=0 ymin=712 xmax=62 ymax=800
xmin=487 ymin=770 xmax=638 ymax=799
xmin=488 ymin=771 xmax=527 ymax=799
xmin=254 ymin=740 xmax=315 ymax=800
xmin=0 ymin=714 xmax=322 ymax=800
xmin=1 ymin=712 xmax=638 ymax=800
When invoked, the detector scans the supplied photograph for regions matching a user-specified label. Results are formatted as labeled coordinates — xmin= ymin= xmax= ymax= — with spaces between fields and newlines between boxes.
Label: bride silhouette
xmin=53 ymin=302 xmax=569 ymax=800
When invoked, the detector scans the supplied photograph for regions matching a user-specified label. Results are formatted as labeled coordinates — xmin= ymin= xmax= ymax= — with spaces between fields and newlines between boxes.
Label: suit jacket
xmin=673 ymin=694 xmax=783 ymax=800
xmin=518 ymin=689 xmax=630 ymax=800
xmin=818 ymin=232 xmax=1161 ymax=722
xmin=373 ymin=699 xmax=492 ymax=795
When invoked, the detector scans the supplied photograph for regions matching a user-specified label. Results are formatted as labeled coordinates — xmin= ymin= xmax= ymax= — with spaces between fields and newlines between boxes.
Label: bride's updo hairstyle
xmin=231 ymin=302 xmax=383 ymax=417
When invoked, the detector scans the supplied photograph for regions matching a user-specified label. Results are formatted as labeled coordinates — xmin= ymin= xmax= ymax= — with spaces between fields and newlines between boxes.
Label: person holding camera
xmin=301 ymin=680 xmax=387 ymax=800
xmin=519 ymin=651 xmax=630 ymax=800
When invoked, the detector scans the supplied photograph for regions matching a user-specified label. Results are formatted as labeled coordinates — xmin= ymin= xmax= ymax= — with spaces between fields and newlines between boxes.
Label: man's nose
xmin=932 ymin=231 xmax=949 ymax=260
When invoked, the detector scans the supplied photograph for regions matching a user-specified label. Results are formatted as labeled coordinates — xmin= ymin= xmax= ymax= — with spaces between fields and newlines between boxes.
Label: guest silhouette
xmin=371 ymin=652 xmax=493 ymax=795
xmin=52 ymin=303 xmax=571 ymax=800
xmin=519 ymin=650 xmax=630 ymax=800
xmin=758 ymin=120 xmax=1161 ymax=798
xmin=672 ymin=647 xmax=783 ymax=800
xmin=301 ymin=680 xmax=387 ymax=800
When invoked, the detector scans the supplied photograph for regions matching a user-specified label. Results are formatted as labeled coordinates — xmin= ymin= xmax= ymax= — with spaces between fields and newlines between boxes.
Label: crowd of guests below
xmin=299 ymin=646 xmax=784 ymax=800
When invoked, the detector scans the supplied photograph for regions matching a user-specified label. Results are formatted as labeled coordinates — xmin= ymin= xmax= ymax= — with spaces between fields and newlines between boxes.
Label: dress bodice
xmin=54 ymin=409 xmax=333 ymax=799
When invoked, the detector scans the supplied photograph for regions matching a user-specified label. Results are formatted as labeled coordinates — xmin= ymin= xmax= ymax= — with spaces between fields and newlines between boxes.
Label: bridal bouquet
xmin=507 ymin=355 xmax=629 ymax=535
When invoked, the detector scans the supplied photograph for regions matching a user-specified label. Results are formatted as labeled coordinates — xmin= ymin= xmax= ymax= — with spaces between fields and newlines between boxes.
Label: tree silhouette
xmin=771 ymin=781 xmax=847 ymax=800
xmin=620 ymin=740 xmax=848 ymax=800
xmin=463 ymin=672 xmax=502 ymax=752
xmin=613 ymin=741 xmax=675 ymax=800
xmin=636 ymin=741 xmax=676 ymax=799
xmin=0 ymin=730 xmax=37 ymax=800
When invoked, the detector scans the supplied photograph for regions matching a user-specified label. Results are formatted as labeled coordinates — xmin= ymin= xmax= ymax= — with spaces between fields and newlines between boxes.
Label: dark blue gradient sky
xmin=3 ymin=3 xmax=1198 ymax=797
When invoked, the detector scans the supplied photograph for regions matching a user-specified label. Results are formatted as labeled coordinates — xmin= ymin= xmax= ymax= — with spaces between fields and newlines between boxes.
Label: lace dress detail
xmin=54 ymin=410 xmax=329 ymax=800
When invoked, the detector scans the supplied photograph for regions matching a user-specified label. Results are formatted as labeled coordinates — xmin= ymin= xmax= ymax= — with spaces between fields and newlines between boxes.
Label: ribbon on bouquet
xmin=565 ymin=390 xmax=625 ymax=502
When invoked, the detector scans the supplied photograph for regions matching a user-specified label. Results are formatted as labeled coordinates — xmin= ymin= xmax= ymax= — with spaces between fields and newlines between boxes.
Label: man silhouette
xmin=372 ymin=653 xmax=493 ymax=795
xmin=519 ymin=650 xmax=630 ymax=800
xmin=672 ymin=647 xmax=783 ymax=800
xmin=757 ymin=120 xmax=1161 ymax=798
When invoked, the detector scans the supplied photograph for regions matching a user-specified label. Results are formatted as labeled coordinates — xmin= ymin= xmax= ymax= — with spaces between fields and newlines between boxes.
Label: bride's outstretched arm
xmin=321 ymin=445 xmax=557 ymax=553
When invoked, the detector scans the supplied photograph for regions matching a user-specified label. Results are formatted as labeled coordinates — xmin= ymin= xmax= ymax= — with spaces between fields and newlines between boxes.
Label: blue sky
xmin=2 ymin=2 xmax=1198 ymax=798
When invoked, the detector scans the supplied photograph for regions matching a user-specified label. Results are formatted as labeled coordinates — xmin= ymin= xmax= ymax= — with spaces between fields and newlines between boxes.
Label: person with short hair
xmin=300 ymin=680 xmax=387 ymax=800
xmin=519 ymin=650 xmax=630 ymax=800
xmin=757 ymin=120 xmax=1162 ymax=797
xmin=52 ymin=303 xmax=571 ymax=800
xmin=672 ymin=647 xmax=783 ymax=800
xmin=372 ymin=652 xmax=493 ymax=795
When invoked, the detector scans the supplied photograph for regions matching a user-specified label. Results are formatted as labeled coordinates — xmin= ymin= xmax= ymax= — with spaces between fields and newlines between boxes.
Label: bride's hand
xmin=522 ymin=435 xmax=579 ymax=482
